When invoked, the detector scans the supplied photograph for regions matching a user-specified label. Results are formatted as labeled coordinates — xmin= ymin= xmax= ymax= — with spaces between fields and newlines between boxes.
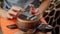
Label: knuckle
xmin=7 ymin=14 xmax=13 ymax=19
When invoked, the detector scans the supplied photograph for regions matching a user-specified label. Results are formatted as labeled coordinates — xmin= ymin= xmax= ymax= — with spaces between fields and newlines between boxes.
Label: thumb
xmin=29 ymin=4 xmax=35 ymax=10
xmin=29 ymin=4 xmax=36 ymax=14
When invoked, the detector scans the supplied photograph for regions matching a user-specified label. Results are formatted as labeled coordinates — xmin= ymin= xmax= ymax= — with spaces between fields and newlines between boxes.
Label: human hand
xmin=7 ymin=6 xmax=25 ymax=19
xmin=29 ymin=4 xmax=39 ymax=16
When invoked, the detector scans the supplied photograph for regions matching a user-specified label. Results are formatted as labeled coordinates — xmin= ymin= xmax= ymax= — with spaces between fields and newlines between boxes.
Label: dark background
xmin=43 ymin=0 xmax=60 ymax=34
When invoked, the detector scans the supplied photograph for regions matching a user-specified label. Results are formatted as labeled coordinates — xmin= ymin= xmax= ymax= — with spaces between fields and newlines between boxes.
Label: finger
xmin=7 ymin=14 xmax=13 ymax=19
xmin=29 ymin=4 xmax=38 ymax=14
xmin=8 ymin=10 xmax=18 ymax=19
xmin=29 ymin=4 xmax=35 ymax=11
xmin=8 ymin=10 xmax=17 ymax=16
xmin=29 ymin=10 xmax=38 ymax=15
xmin=7 ymin=13 xmax=18 ymax=19
xmin=11 ymin=6 xmax=25 ymax=12
xmin=34 ymin=12 xmax=40 ymax=16
xmin=29 ymin=4 xmax=35 ymax=13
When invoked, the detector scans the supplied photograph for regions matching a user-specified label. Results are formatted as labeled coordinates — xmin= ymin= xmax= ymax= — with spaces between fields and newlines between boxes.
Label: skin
xmin=29 ymin=0 xmax=50 ymax=25
xmin=0 ymin=0 xmax=51 ymax=34
xmin=7 ymin=0 xmax=50 ymax=25
xmin=38 ymin=0 xmax=50 ymax=25
xmin=7 ymin=0 xmax=51 ymax=34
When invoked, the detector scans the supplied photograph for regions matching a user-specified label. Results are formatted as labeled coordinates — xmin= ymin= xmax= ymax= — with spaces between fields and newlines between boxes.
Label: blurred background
xmin=0 ymin=0 xmax=60 ymax=34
